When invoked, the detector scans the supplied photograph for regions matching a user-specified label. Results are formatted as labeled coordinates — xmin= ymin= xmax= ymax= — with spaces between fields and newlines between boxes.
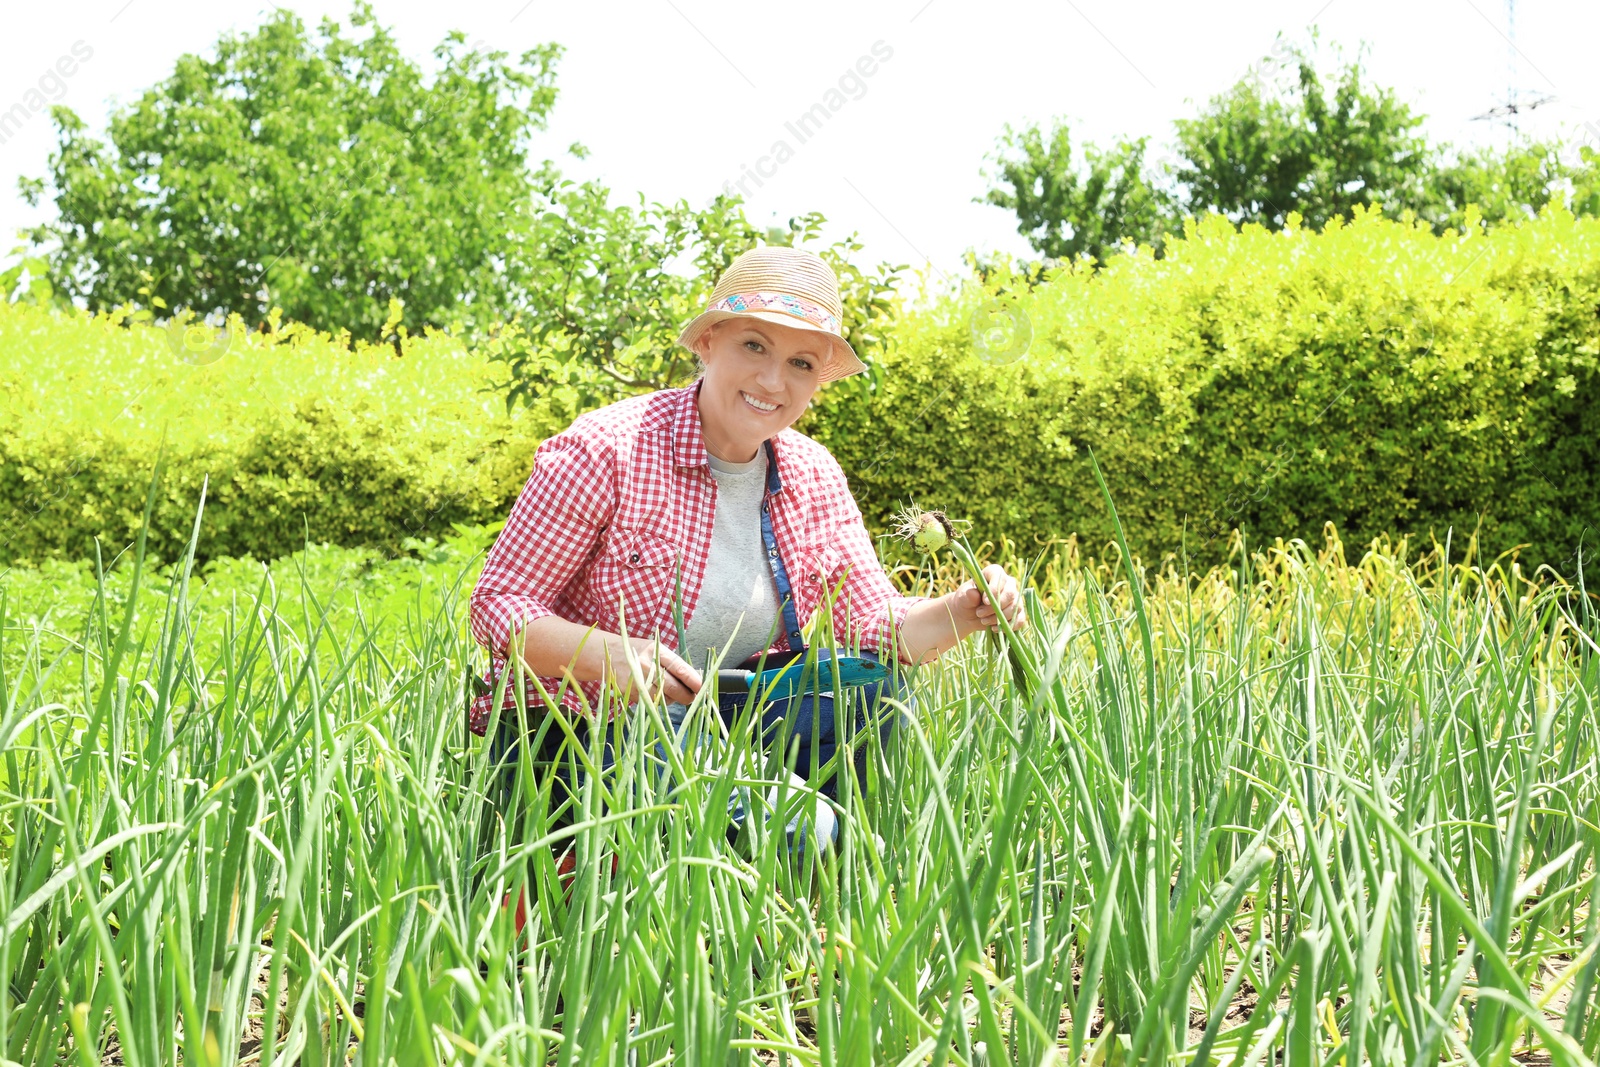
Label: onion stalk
xmin=4 ymin=471 xmax=1595 ymax=1065
xmin=891 ymin=503 xmax=1038 ymax=694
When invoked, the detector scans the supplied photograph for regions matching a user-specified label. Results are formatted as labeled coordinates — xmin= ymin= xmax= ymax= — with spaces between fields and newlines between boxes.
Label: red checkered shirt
xmin=466 ymin=381 xmax=919 ymax=735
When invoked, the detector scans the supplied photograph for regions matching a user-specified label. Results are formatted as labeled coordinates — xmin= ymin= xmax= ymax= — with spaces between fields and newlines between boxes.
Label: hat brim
xmin=677 ymin=309 xmax=866 ymax=384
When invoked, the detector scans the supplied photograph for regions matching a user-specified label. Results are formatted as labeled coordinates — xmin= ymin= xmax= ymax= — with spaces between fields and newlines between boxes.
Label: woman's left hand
xmin=956 ymin=564 xmax=1026 ymax=634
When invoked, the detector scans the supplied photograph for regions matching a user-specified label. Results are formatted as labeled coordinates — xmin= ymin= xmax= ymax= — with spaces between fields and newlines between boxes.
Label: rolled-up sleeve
xmin=469 ymin=430 xmax=616 ymax=659
xmin=815 ymin=457 xmax=920 ymax=664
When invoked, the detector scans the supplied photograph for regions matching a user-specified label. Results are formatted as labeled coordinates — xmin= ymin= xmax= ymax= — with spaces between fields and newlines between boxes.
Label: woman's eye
xmin=790 ymin=358 xmax=814 ymax=372
xmin=744 ymin=340 xmax=764 ymax=353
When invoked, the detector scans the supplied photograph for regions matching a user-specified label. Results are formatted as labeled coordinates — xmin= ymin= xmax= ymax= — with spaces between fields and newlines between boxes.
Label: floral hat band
xmin=676 ymin=245 xmax=867 ymax=383
xmin=707 ymin=291 xmax=843 ymax=335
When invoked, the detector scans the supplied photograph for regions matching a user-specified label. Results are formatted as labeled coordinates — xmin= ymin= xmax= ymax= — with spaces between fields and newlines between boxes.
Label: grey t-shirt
xmin=677 ymin=449 xmax=781 ymax=674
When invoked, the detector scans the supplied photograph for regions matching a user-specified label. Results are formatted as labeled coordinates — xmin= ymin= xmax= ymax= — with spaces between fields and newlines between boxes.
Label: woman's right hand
xmin=607 ymin=634 xmax=703 ymax=705
xmin=510 ymin=615 xmax=704 ymax=706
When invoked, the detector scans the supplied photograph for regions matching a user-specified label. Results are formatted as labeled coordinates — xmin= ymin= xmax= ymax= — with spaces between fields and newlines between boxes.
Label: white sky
xmin=2 ymin=0 xmax=1596 ymax=294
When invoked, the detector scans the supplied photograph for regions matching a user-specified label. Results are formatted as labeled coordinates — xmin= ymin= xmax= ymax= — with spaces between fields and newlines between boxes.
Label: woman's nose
xmin=755 ymin=356 xmax=784 ymax=391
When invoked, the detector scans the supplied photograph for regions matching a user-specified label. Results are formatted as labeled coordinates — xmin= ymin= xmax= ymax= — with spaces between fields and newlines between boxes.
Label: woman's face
xmin=693 ymin=318 xmax=828 ymax=462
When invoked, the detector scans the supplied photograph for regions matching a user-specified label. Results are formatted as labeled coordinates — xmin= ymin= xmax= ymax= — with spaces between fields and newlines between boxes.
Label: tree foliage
xmin=1171 ymin=45 xmax=1430 ymax=231
xmin=1422 ymin=141 xmax=1599 ymax=232
xmin=981 ymin=37 xmax=1600 ymax=267
xmin=16 ymin=2 xmax=903 ymax=409
xmin=20 ymin=4 xmax=561 ymax=340
xmin=480 ymin=200 xmax=903 ymax=415
xmin=978 ymin=122 xmax=1171 ymax=263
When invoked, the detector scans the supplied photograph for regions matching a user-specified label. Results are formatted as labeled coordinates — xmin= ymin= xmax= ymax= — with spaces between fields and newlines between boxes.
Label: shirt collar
xmin=671 ymin=379 xmax=790 ymax=495
xmin=669 ymin=382 xmax=709 ymax=470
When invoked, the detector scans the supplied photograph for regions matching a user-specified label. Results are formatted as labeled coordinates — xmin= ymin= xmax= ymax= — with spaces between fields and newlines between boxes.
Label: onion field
xmin=3 ymin=477 xmax=1598 ymax=1067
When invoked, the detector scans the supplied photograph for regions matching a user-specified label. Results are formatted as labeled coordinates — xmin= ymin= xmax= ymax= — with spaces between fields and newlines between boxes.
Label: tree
xmin=1421 ymin=139 xmax=1598 ymax=232
xmin=977 ymin=121 xmax=1172 ymax=264
xmin=19 ymin=3 xmax=561 ymax=339
xmin=17 ymin=3 xmax=903 ymax=406
xmin=487 ymin=198 xmax=903 ymax=415
xmin=979 ymin=39 xmax=1600 ymax=266
xmin=1171 ymin=41 xmax=1430 ymax=231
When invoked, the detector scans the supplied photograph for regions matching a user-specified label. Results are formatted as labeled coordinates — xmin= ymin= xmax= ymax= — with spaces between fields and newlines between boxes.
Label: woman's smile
xmin=740 ymin=390 xmax=781 ymax=414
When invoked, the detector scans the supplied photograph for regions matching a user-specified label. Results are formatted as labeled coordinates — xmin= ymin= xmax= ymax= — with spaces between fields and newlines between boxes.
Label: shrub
xmin=3 ymin=207 xmax=1597 ymax=575
xmin=805 ymin=206 xmax=1600 ymax=573
xmin=0 ymin=304 xmax=558 ymax=568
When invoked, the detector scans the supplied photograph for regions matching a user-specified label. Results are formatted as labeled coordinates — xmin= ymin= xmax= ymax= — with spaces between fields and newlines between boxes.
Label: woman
xmin=468 ymin=245 xmax=1024 ymax=821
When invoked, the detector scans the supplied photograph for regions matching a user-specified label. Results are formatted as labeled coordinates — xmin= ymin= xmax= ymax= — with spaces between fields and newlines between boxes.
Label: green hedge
xmin=3 ymin=206 xmax=1598 ymax=574
xmin=0 ymin=308 xmax=559 ymax=568
xmin=806 ymin=206 xmax=1600 ymax=573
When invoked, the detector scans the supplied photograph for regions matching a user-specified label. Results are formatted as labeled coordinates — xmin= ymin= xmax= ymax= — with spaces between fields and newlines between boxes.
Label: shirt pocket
xmin=583 ymin=527 xmax=681 ymax=638
xmin=791 ymin=542 xmax=842 ymax=624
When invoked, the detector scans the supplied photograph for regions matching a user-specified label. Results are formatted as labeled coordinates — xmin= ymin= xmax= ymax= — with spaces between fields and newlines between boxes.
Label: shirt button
xmin=629 ymin=552 xmax=640 ymax=563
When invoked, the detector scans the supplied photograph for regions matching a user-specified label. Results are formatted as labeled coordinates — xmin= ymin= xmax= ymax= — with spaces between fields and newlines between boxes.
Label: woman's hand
xmin=897 ymin=564 xmax=1027 ymax=663
xmin=511 ymin=616 xmax=702 ymax=706
xmin=607 ymin=634 xmax=703 ymax=705
xmin=955 ymin=564 xmax=1026 ymax=634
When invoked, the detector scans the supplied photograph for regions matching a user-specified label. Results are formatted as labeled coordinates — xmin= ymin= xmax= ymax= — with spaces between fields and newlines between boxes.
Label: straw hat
xmin=676 ymin=245 xmax=866 ymax=383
